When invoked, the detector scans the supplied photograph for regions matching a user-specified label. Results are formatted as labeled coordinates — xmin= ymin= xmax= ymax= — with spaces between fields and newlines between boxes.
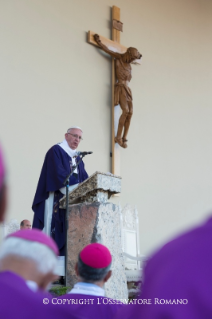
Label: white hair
xmin=67 ymin=126 xmax=83 ymax=133
xmin=0 ymin=237 xmax=58 ymax=274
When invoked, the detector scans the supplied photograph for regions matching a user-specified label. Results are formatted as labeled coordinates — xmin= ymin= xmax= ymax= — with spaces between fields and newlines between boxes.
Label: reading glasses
xmin=67 ymin=133 xmax=83 ymax=141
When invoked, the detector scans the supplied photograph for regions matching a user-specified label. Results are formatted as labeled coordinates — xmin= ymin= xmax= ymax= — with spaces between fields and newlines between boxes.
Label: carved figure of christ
xmin=88 ymin=31 xmax=142 ymax=149
xmin=94 ymin=34 xmax=142 ymax=149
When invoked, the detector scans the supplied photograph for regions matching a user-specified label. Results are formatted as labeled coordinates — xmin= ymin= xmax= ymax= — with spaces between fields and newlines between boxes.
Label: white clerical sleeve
xmin=43 ymin=192 xmax=54 ymax=236
xmin=43 ymin=185 xmax=79 ymax=236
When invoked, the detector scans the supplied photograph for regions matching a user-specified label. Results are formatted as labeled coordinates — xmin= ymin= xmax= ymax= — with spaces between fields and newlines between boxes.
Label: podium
xmin=59 ymin=171 xmax=128 ymax=300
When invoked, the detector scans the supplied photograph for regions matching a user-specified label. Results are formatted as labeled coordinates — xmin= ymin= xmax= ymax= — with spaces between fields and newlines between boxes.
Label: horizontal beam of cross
xmin=88 ymin=31 xmax=141 ymax=65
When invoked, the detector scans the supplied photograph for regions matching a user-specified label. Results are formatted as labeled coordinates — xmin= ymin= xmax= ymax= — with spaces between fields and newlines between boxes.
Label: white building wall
xmin=1 ymin=0 xmax=212 ymax=255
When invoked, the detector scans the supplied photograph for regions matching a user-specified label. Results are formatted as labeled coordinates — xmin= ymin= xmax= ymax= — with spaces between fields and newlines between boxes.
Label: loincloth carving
xmin=114 ymin=83 xmax=133 ymax=106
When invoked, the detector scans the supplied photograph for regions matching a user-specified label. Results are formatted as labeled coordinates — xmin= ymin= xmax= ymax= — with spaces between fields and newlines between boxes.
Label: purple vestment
xmin=0 ymin=271 xmax=71 ymax=319
xmin=116 ymin=216 xmax=212 ymax=319
xmin=0 ymin=271 xmax=125 ymax=318
xmin=32 ymin=144 xmax=88 ymax=254
xmin=52 ymin=293 xmax=125 ymax=318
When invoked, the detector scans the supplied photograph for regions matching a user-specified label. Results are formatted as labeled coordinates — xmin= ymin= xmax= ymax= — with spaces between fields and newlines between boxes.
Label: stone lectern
xmin=59 ymin=171 xmax=128 ymax=300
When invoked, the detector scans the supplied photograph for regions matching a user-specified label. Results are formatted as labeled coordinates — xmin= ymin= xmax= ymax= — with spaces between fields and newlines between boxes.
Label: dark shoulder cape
xmin=32 ymin=144 xmax=88 ymax=229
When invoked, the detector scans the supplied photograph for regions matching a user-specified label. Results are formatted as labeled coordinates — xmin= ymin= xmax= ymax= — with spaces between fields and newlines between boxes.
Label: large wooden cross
xmin=88 ymin=6 xmax=141 ymax=176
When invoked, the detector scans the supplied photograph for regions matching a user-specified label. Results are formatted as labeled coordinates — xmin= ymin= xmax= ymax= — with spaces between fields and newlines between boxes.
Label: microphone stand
xmin=63 ymin=155 xmax=85 ymax=285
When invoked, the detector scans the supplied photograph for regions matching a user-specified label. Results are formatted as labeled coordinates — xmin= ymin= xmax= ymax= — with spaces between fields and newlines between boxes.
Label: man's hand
xmin=94 ymin=34 xmax=101 ymax=44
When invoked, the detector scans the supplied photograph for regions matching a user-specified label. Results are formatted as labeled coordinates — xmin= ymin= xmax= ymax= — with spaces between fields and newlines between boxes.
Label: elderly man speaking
xmin=32 ymin=127 xmax=88 ymax=256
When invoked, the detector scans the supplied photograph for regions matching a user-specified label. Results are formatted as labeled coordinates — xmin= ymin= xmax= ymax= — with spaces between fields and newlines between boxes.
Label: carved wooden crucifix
xmin=88 ymin=6 xmax=141 ymax=176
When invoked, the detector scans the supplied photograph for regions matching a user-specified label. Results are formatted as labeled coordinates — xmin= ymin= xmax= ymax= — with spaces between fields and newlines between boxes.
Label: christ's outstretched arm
xmin=94 ymin=34 xmax=121 ymax=59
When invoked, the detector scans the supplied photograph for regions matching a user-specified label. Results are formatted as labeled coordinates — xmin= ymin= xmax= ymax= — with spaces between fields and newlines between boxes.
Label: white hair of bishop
xmin=0 ymin=237 xmax=58 ymax=274
xmin=67 ymin=126 xmax=83 ymax=133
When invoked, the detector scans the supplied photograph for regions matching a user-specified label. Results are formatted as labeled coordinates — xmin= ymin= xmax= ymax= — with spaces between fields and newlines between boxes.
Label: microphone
xmin=76 ymin=151 xmax=93 ymax=156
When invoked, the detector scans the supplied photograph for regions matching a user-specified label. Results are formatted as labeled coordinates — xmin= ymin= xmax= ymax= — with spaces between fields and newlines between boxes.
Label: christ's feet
xmin=122 ymin=138 xmax=128 ymax=148
xmin=115 ymin=137 xmax=128 ymax=148
xmin=115 ymin=136 xmax=123 ymax=147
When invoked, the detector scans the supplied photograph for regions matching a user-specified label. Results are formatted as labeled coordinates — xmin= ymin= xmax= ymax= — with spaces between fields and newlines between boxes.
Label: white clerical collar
xmin=58 ymin=139 xmax=78 ymax=173
xmin=68 ymin=282 xmax=105 ymax=296
xmin=58 ymin=139 xmax=78 ymax=159
xmin=26 ymin=280 xmax=38 ymax=292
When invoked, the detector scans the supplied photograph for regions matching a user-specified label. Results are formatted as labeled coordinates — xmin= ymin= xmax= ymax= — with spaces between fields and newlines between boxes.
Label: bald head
xmin=20 ymin=220 xmax=31 ymax=230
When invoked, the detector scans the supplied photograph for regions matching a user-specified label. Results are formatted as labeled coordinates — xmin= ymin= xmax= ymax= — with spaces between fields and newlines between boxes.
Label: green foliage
xmin=49 ymin=286 xmax=72 ymax=296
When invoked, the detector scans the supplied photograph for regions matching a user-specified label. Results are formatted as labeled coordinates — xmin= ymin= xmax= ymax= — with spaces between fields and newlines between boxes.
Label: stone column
xmin=66 ymin=201 xmax=128 ymax=300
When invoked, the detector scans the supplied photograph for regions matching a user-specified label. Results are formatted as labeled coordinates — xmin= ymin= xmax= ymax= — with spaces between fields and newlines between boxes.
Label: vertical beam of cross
xmin=111 ymin=6 xmax=121 ymax=177
xmin=88 ymin=6 xmax=142 ymax=176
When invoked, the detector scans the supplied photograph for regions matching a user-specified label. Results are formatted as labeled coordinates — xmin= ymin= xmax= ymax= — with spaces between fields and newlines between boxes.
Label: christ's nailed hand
xmin=94 ymin=34 xmax=101 ymax=43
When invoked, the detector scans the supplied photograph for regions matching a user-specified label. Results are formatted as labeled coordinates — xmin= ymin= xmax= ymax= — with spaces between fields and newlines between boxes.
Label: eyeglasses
xmin=67 ymin=133 xmax=83 ymax=141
